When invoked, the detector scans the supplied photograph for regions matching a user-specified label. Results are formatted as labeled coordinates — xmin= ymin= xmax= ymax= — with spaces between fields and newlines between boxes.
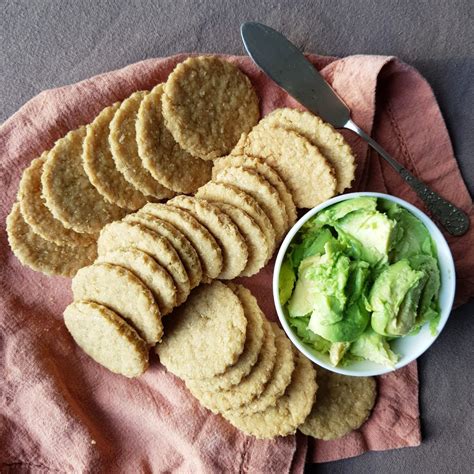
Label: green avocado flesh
xmin=281 ymin=197 xmax=441 ymax=368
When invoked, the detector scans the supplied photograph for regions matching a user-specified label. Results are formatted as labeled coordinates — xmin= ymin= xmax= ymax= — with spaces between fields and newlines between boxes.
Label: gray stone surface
xmin=1 ymin=0 xmax=473 ymax=471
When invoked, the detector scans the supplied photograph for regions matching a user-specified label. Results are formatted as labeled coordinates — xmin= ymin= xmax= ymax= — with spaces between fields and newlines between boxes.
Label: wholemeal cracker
xmin=64 ymin=301 xmax=148 ymax=378
xmin=224 ymin=350 xmax=317 ymax=439
xmin=41 ymin=127 xmax=126 ymax=233
xmin=109 ymin=91 xmax=174 ymax=199
xmin=162 ymin=56 xmax=259 ymax=160
xmin=299 ymin=368 xmax=377 ymax=440
xmin=140 ymin=203 xmax=223 ymax=280
xmin=189 ymin=284 xmax=265 ymax=391
xmin=83 ymin=102 xmax=148 ymax=210
xmin=212 ymin=203 xmax=270 ymax=277
xmin=236 ymin=323 xmax=295 ymax=415
xmin=188 ymin=319 xmax=276 ymax=413
xmin=168 ymin=196 xmax=248 ymax=280
xmin=136 ymin=83 xmax=212 ymax=193
xmin=7 ymin=203 xmax=97 ymax=277
xmin=126 ymin=212 xmax=202 ymax=291
xmin=72 ymin=262 xmax=162 ymax=345
xmin=213 ymin=166 xmax=288 ymax=241
xmin=156 ymin=281 xmax=247 ymax=379
xmin=212 ymin=155 xmax=297 ymax=226
xmin=243 ymin=126 xmax=337 ymax=208
xmin=18 ymin=154 xmax=95 ymax=247
xmin=97 ymin=220 xmax=189 ymax=303
xmin=96 ymin=248 xmax=177 ymax=316
xmin=258 ymin=108 xmax=356 ymax=193
xmin=195 ymin=182 xmax=276 ymax=256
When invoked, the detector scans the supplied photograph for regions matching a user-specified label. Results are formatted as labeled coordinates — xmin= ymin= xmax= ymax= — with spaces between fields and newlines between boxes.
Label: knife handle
xmin=344 ymin=119 xmax=469 ymax=236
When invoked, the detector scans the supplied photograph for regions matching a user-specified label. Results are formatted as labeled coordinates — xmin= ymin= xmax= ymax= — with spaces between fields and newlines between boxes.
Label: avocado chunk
xmin=369 ymin=260 xmax=425 ymax=336
xmin=350 ymin=327 xmax=399 ymax=367
xmin=279 ymin=258 xmax=296 ymax=306
xmin=314 ymin=197 xmax=378 ymax=225
xmin=329 ymin=342 xmax=351 ymax=366
xmin=288 ymin=316 xmax=332 ymax=353
xmin=335 ymin=210 xmax=396 ymax=265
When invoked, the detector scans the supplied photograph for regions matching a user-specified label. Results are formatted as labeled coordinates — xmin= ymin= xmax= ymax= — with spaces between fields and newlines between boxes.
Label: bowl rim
xmin=272 ymin=191 xmax=456 ymax=377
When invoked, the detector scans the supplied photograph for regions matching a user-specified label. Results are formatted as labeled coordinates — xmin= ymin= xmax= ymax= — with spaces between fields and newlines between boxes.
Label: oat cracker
xmin=64 ymin=301 xmax=148 ymax=378
xmin=162 ymin=56 xmax=259 ymax=160
xmin=83 ymin=102 xmax=148 ymax=210
xmin=41 ymin=127 xmax=126 ymax=233
xmin=299 ymin=368 xmax=377 ymax=440
xmin=7 ymin=203 xmax=97 ymax=277
xmin=136 ymin=83 xmax=212 ymax=193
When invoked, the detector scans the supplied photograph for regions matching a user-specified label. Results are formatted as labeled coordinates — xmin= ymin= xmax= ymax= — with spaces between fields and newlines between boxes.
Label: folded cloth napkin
xmin=1 ymin=53 xmax=473 ymax=473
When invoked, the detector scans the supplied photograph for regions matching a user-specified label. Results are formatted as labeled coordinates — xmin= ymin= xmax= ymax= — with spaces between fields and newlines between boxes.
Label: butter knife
xmin=241 ymin=22 xmax=469 ymax=236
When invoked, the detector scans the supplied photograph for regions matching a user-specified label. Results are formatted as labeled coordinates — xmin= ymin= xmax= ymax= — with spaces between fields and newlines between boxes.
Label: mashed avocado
xmin=281 ymin=197 xmax=441 ymax=368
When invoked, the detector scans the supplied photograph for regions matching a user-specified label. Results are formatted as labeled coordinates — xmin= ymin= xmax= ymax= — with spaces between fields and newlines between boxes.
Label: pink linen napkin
xmin=1 ymin=53 xmax=473 ymax=472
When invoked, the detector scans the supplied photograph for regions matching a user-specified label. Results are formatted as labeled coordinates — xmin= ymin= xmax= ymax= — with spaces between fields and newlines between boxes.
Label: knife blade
xmin=241 ymin=21 xmax=350 ymax=128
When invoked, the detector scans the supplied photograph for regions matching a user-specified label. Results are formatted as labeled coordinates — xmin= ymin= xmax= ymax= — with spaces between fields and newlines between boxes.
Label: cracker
xmin=136 ymin=83 xmax=212 ymax=193
xmin=213 ymin=166 xmax=288 ymax=241
xmin=72 ymin=262 xmax=162 ymax=345
xmin=236 ymin=322 xmax=295 ymax=415
xmin=213 ymin=154 xmax=297 ymax=227
xmin=168 ymin=196 xmax=248 ymax=280
xmin=162 ymin=56 xmax=259 ymax=160
xmin=224 ymin=350 xmax=317 ymax=439
xmin=18 ymin=154 xmax=95 ymax=247
xmin=188 ymin=319 xmax=276 ymax=414
xmin=212 ymin=203 xmax=269 ymax=277
xmin=83 ymin=102 xmax=148 ymax=210
xmin=109 ymin=91 xmax=175 ymax=199
xmin=243 ymin=127 xmax=337 ymax=208
xmin=64 ymin=301 xmax=148 ymax=378
xmin=156 ymin=281 xmax=247 ymax=379
xmin=195 ymin=182 xmax=276 ymax=256
xmin=125 ymin=212 xmax=202 ymax=291
xmin=258 ymin=108 xmax=356 ymax=193
xmin=41 ymin=127 xmax=126 ymax=233
xmin=299 ymin=368 xmax=377 ymax=440
xmin=140 ymin=203 xmax=223 ymax=280
xmin=6 ymin=203 xmax=97 ymax=277
xmin=96 ymin=248 xmax=177 ymax=316
xmin=97 ymin=221 xmax=189 ymax=304
xmin=230 ymin=133 xmax=248 ymax=156
xmin=189 ymin=284 xmax=265 ymax=391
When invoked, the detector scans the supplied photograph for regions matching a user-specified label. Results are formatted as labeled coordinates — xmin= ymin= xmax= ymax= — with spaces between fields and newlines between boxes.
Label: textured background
xmin=1 ymin=0 xmax=473 ymax=472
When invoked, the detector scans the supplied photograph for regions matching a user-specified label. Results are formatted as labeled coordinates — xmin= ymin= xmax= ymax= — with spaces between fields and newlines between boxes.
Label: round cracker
xmin=156 ymin=281 xmax=247 ymax=379
xmin=189 ymin=284 xmax=265 ymax=391
xmin=224 ymin=350 xmax=317 ymax=439
xmin=213 ymin=166 xmax=288 ymax=241
xmin=195 ymin=181 xmax=276 ymax=256
xmin=6 ymin=203 xmax=97 ymax=277
xmin=258 ymin=108 xmax=356 ymax=193
xmin=83 ymin=102 xmax=148 ymax=210
xmin=212 ymin=203 xmax=269 ymax=277
xmin=125 ymin=212 xmax=202 ymax=291
xmin=188 ymin=319 xmax=276 ymax=414
xmin=136 ymin=83 xmax=212 ymax=193
xmin=109 ymin=91 xmax=175 ymax=199
xmin=213 ymin=155 xmax=297 ymax=226
xmin=168 ymin=196 xmax=248 ymax=280
xmin=299 ymin=368 xmax=377 ymax=440
xmin=236 ymin=323 xmax=295 ymax=415
xmin=72 ymin=262 xmax=162 ymax=345
xmin=96 ymin=248 xmax=177 ymax=316
xmin=18 ymin=154 xmax=95 ymax=247
xmin=64 ymin=301 xmax=148 ymax=378
xmin=97 ymin=221 xmax=190 ymax=305
xmin=41 ymin=128 xmax=126 ymax=233
xmin=140 ymin=203 xmax=223 ymax=280
xmin=162 ymin=56 xmax=259 ymax=160
xmin=243 ymin=126 xmax=337 ymax=208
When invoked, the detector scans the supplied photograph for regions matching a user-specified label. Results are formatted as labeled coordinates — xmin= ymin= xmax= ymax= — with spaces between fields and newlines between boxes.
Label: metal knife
xmin=241 ymin=22 xmax=469 ymax=236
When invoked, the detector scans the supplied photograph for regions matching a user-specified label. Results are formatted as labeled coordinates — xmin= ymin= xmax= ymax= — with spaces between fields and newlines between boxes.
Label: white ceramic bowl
xmin=273 ymin=192 xmax=456 ymax=377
